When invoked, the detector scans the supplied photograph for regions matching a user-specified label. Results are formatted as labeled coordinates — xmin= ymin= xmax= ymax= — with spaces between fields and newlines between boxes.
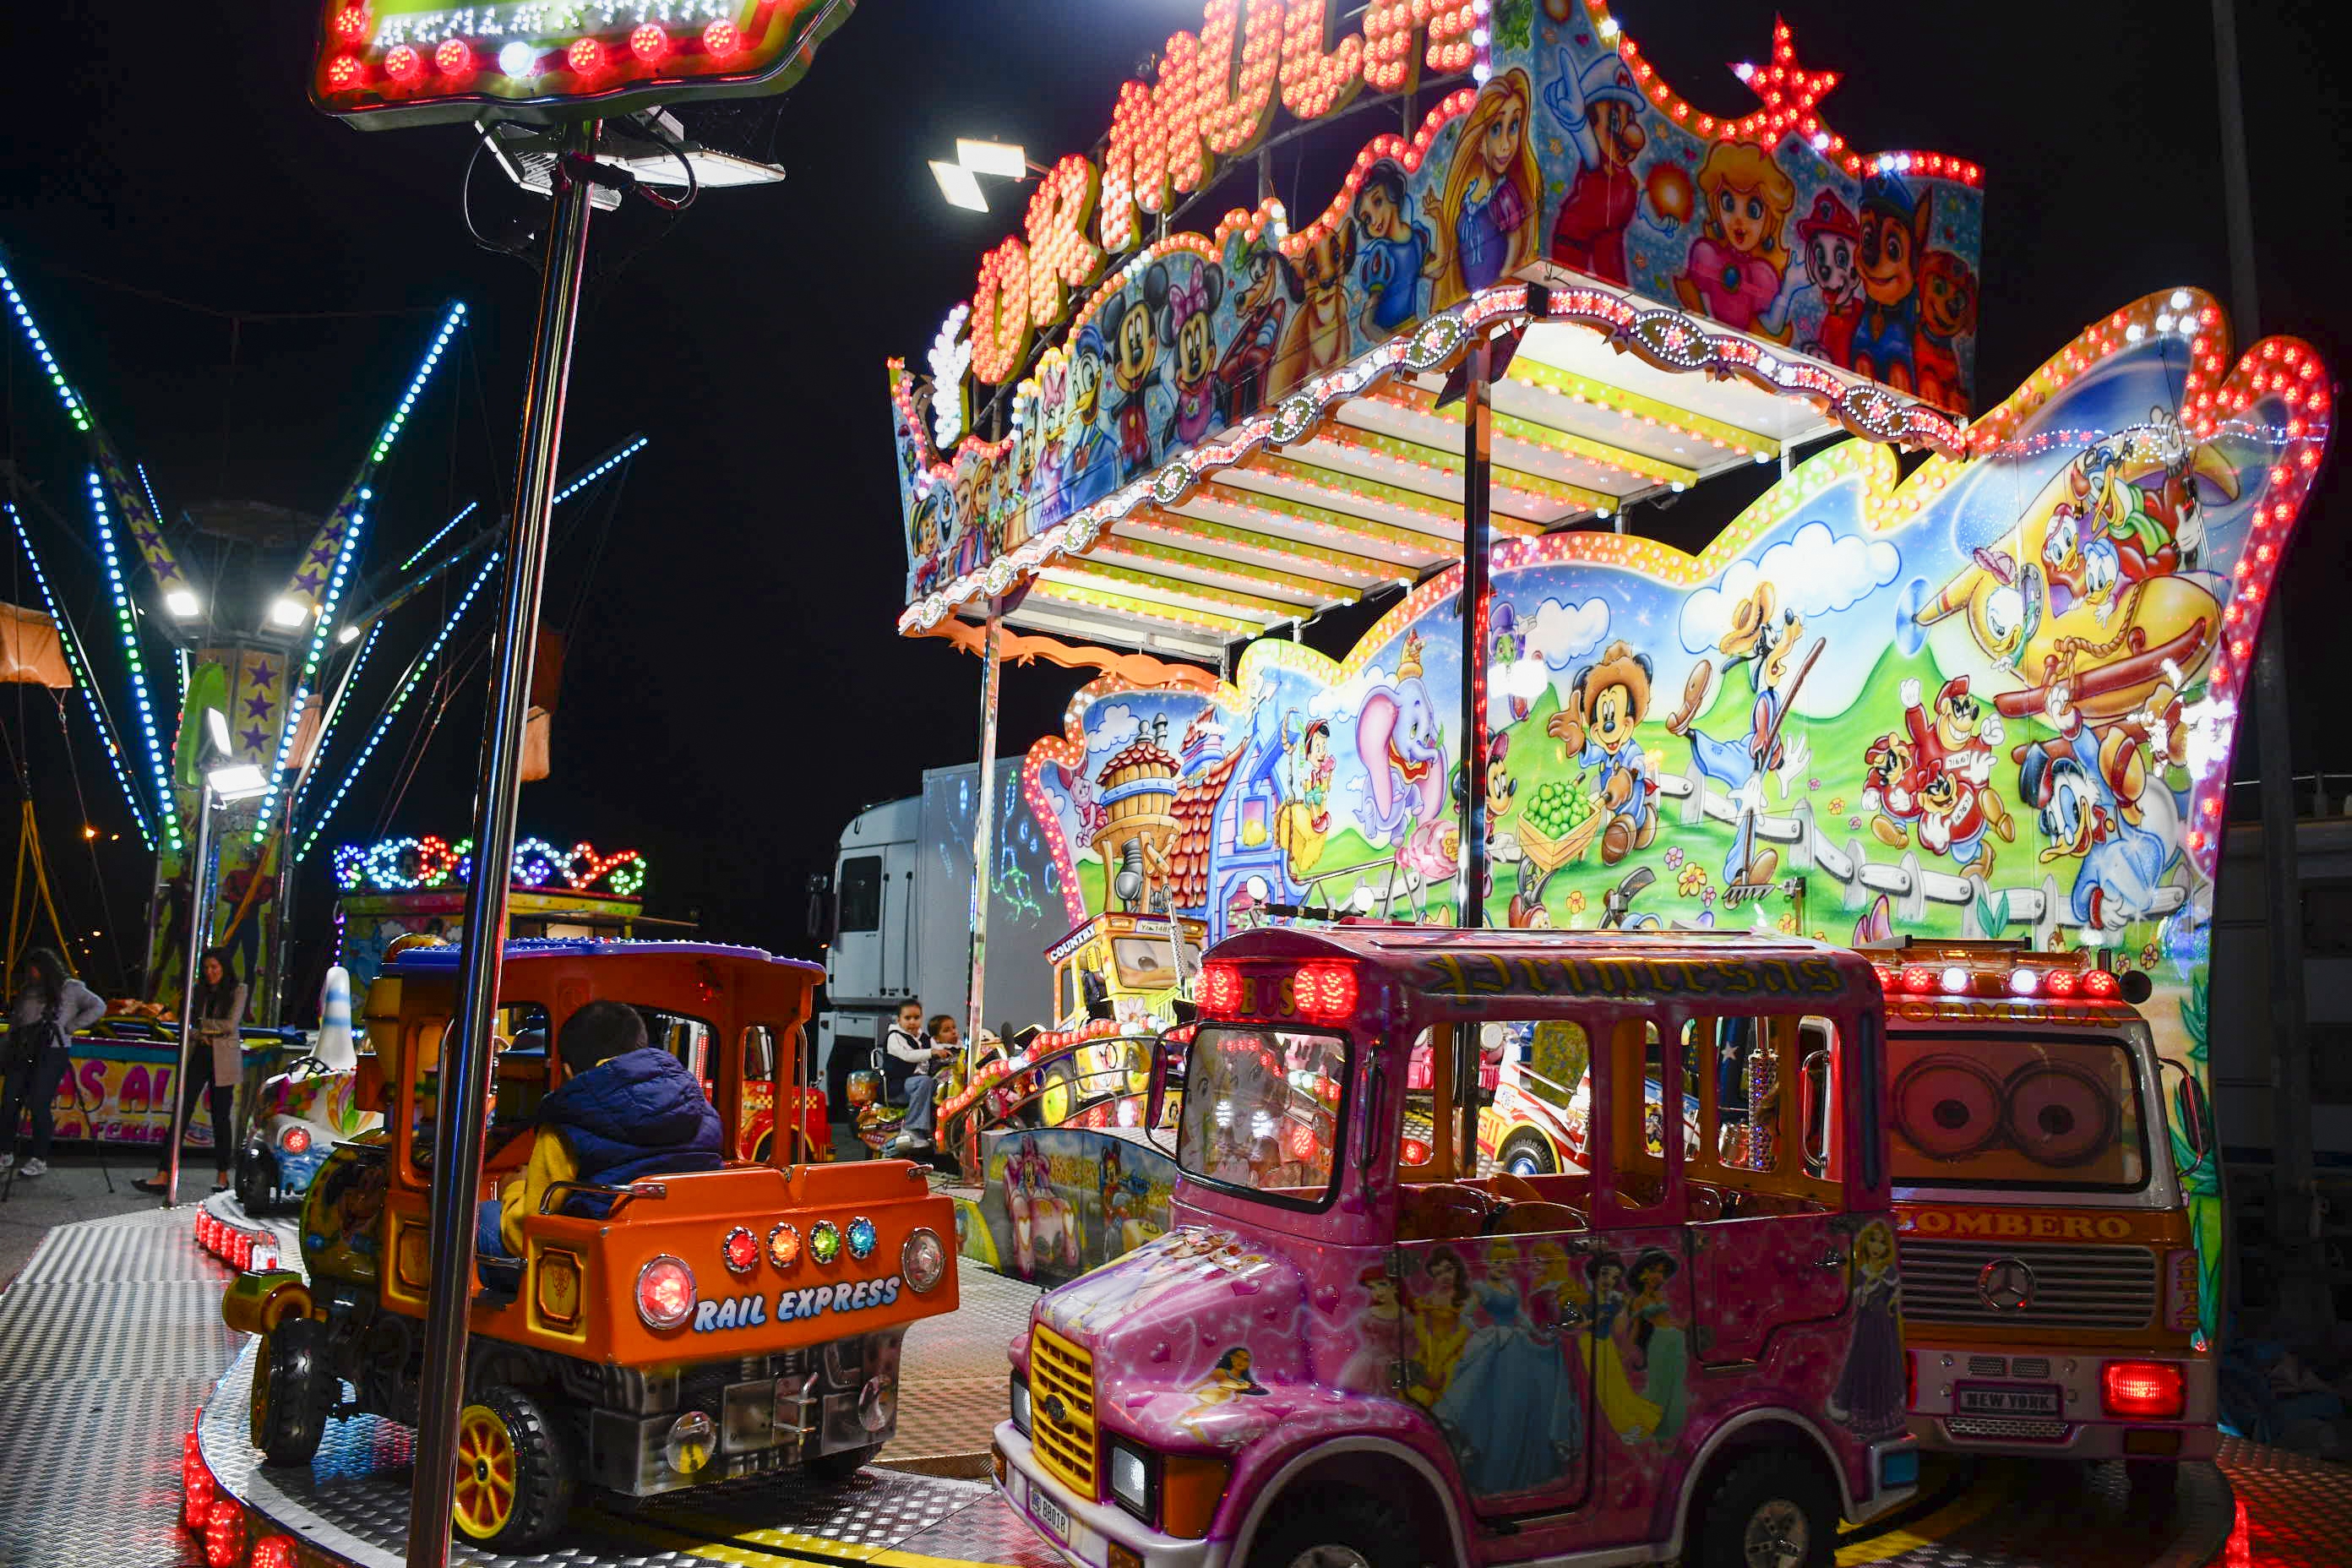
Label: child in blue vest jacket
xmin=476 ymin=999 xmax=724 ymax=1258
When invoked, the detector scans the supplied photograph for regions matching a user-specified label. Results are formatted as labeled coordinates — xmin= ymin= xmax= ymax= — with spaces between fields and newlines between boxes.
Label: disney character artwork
xmin=1178 ymin=1347 xmax=1270 ymax=1439
xmin=1674 ymin=140 xmax=1796 ymax=340
xmin=1427 ymin=1239 xmax=1584 ymax=1497
xmin=1829 ymin=1221 xmax=1907 ymax=1438
xmin=1353 ymin=161 xmax=1438 ymax=337
xmin=1429 ymin=68 xmax=1542 ymax=309
xmin=1544 ymin=51 xmax=1647 ymax=286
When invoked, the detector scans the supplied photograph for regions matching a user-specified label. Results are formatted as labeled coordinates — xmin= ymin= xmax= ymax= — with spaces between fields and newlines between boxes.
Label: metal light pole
xmin=966 ymin=604 xmax=1001 ymax=1063
xmin=2209 ymin=0 xmax=2322 ymax=1334
xmin=1454 ymin=336 xmax=1493 ymax=1174
xmin=403 ymin=118 xmax=600 ymax=1568
xmin=161 ymin=786 xmax=216 ymax=1208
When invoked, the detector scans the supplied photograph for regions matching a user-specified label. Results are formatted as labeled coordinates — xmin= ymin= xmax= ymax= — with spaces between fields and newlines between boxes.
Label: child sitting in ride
xmin=475 ymin=999 xmax=724 ymax=1260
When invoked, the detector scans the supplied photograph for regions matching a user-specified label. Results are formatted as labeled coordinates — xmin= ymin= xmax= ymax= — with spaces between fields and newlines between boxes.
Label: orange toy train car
xmin=221 ymin=939 xmax=956 ymax=1549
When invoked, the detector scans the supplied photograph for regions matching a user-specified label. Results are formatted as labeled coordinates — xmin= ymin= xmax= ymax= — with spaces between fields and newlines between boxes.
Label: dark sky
xmin=1 ymin=0 xmax=2348 ymax=1003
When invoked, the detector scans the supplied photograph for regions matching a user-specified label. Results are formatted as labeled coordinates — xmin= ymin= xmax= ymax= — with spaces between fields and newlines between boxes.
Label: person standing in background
xmin=135 ymin=948 xmax=246 ymax=1195
xmin=0 ymin=947 xmax=107 ymax=1178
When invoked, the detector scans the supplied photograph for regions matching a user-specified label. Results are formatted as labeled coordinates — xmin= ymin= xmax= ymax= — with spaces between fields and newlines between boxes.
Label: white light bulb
xmin=499 ymin=41 xmax=537 ymax=78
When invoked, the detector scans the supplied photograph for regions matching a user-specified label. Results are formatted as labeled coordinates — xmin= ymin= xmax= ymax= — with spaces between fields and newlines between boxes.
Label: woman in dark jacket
xmin=0 ymin=947 xmax=107 ymax=1178
xmin=135 ymin=947 xmax=247 ymax=1194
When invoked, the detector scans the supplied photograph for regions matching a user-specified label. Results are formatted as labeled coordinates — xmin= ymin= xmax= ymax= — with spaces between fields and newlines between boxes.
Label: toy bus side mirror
xmin=2159 ymin=1057 xmax=2214 ymax=1165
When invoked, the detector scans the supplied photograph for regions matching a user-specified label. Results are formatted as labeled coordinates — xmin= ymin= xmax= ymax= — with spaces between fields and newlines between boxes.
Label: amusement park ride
xmin=19 ymin=2 xmax=2344 ymax=1568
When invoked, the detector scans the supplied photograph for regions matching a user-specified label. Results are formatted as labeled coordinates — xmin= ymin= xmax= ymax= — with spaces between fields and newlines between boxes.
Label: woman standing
xmin=134 ymin=948 xmax=246 ymax=1195
xmin=0 ymin=947 xmax=107 ymax=1178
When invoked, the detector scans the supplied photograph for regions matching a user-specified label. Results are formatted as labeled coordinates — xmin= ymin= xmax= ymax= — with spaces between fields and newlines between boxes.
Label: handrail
xmin=536 ymin=1178 xmax=667 ymax=1217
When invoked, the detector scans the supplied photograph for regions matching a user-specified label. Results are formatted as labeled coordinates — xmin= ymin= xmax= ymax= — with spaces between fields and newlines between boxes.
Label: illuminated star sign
xmin=1729 ymin=18 xmax=1840 ymax=143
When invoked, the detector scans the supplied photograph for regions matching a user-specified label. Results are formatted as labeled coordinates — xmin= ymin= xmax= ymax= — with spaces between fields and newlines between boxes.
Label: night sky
xmin=1 ymin=1 xmax=2347 ymax=1005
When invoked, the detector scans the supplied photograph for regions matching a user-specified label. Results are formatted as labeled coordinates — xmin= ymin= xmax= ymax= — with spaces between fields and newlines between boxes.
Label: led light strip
xmin=255 ymin=301 xmax=470 ymax=841
xmin=285 ymin=620 xmax=384 ymax=836
xmin=297 ymin=553 xmax=500 ymax=862
xmin=85 ymin=473 xmax=178 ymax=851
xmin=5 ymin=504 xmax=152 ymax=848
xmin=0 ymin=254 xmax=93 ymax=433
xmin=398 ymin=502 xmax=476 ymax=573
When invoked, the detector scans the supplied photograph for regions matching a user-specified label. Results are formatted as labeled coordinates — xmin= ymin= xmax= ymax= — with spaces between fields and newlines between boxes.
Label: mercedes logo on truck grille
xmin=1977 ymin=1257 xmax=2037 ymax=1310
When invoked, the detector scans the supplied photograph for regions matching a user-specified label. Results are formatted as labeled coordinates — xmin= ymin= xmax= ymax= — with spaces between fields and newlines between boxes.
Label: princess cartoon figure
xmin=1179 ymin=1347 xmax=1270 ymax=1439
xmin=1337 ymin=1266 xmax=1404 ymax=1394
xmin=1406 ymin=1244 xmax=1474 ymax=1403
xmin=1674 ymin=142 xmax=1796 ymax=340
xmin=1426 ymin=69 xmax=1542 ymax=311
xmin=1830 ymin=1220 xmax=1908 ymax=1437
xmin=1431 ymin=1240 xmax=1584 ymax=1496
xmin=1580 ymin=1251 xmax=1662 ymax=1442
xmin=1625 ymin=1249 xmax=1689 ymax=1443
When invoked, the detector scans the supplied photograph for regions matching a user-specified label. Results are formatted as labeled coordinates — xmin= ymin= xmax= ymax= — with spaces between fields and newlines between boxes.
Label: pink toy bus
xmin=994 ymin=926 xmax=1919 ymax=1568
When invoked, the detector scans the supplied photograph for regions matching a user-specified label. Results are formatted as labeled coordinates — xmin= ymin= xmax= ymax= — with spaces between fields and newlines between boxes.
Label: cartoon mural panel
xmin=1016 ymin=295 xmax=2327 ymax=1336
xmin=893 ymin=8 xmax=1985 ymax=606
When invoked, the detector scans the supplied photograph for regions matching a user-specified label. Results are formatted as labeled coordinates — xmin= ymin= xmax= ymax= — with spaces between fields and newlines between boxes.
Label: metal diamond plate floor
xmin=8 ymin=1195 xmax=2352 ymax=1568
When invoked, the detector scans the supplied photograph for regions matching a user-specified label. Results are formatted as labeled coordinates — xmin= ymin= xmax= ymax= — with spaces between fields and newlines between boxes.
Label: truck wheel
xmin=236 ymin=1146 xmax=279 ymax=1213
xmin=1498 ymin=1130 xmax=1557 ymax=1177
xmin=450 ymin=1385 xmax=575 ymax=1549
xmin=253 ymin=1317 xmax=335 ymax=1467
xmin=1693 ymin=1448 xmax=1834 ymax=1568
xmin=1245 ymin=1489 xmax=1417 ymax=1568
xmin=808 ymin=1442 xmax=882 ymax=1484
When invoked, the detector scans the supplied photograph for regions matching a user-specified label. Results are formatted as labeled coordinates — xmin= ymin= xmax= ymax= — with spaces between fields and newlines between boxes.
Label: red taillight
xmin=703 ymin=19 xmax=741 ymax=56
xmin=636 ymin=1256 xmax=696 ymax=1330
xmin=2082 ymin=967 xmax=2121 ymax=1000
xmin=329 ymin=5 xmax=369 ymax=42
xmin=567 ymin=36 xmax=606 ymax=74
xmin=324 ymin=53 xmax=363 ymax=90
xmin=2044 ymin=968 xmax=2079 ymax=998
xmin=1402 ymin=1139 xmax=1429 ymax=1164
xmin=1199 ymin=962 xmax=1243 ymax=1015
xmin=1297 ymin=962 xmax=1358 ymax=1024
xmin=382 ymin=44 xmax=422 ymax=82
xmin=1871 ymin=965 xmax=1897 ymax=992
xmin=434 ymin=38 xmax=471 ymax=75
xmin=1900 ymin=966 xmax=1936 ymax=994
xmin=629 ymin=23 xmax=669 ymax=63
xmin=721 ymin=1227 xmax=760 ymax=1276
xmin=280 ymin=1126 xmax=311 ymax=1156
xmin=250 ymin=1537 xmax=298 ymax=1568
xmin=2101 ymin=1359 xmax=2186 ymax=1418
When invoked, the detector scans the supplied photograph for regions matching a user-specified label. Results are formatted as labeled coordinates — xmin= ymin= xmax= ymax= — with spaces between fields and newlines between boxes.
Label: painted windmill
xmin=0 ymin=248 xmax=643 ymax=1013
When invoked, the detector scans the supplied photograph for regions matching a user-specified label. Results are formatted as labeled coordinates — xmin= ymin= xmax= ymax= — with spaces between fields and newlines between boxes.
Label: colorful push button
xmin=808 ymin=1221 xmax=842 ymax=1265
xmin=846 ymin=1217 xmax=878 ymax=1260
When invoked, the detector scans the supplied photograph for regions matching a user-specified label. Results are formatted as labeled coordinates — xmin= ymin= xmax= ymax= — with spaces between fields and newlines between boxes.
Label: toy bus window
xmin=1888 ymin=1031 xmax=2148 ymax=1191
xmin=1523 ymin=1020 xmax=1589 ymax=1114
xmin=492 ymin=1004 xmax=552 ymax=1130
xmin=1176 ymin=1023 xmax=1350 ymax=1209
xmin=403 ymin=1016 xmax=448 ymax=1178
xmin=838 ymin=856 xmax=883 ymax=933
xmin=1057 ymin=963 xmax=1077 ymax=1024
xmin=1640 ymin=1024 xmax=1698 ymax=1159
xmin=1612 ymin=1019 xmax=1681 ymax=1214
xmin=1112 ymin=934 xmax=1197 ymax=989
xmin=745 ymin=1025 xmax=777 ymax=1080
xmin=1400 ymin=1027 xmax=1444 ymax=1173
xmin=635 ymin=1009 xmax=717 ymax=1098
xmin=1712 ymin=1016 xmax=1782 ymax=1174
xmin=1798 ymin=1017 xmax=1838 ymax=1179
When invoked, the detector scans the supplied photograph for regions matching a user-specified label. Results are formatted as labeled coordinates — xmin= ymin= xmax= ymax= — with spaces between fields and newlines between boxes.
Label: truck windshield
xmin=1112 ymin=936 xmax=1199 ymax=989
xmin=1177 ymin=1024 xmax=1349 ymax=1209
xmin=1890 ymin=1032 xmax=2148 ymax=1193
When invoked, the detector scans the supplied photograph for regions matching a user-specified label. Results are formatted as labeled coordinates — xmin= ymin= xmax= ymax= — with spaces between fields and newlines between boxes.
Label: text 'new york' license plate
xmin=1955 ymin=1382 xmax=2062 ymax=1417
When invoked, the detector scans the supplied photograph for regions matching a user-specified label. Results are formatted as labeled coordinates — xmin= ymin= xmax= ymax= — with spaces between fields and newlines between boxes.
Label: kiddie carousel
xmin=99 ymin=4 xmax=2352 ymax=1568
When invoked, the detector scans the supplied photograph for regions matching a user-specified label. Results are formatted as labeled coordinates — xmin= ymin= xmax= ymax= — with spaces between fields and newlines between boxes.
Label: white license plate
xmin=1029 ymin=1486 xmax=1073 ymax=1544
xmin=1956 ymin=1383 xmax=2062 ymax=1416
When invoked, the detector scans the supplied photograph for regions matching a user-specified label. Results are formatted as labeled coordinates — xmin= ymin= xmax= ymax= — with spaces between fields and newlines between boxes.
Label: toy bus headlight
xmin=1009 ymin=1373 xmax=1032 ymax=1435
xmin=666 ymin=1410 xmax=716 ymax=1475
xmin=2007 ymin=966 xmax=2039 ymax=997
xmin=902 ymin=1227 xmax=948 ymax=1293
xmin=635 ymin=1255 xmax=696 ymax=1330
xmin=1108 ymin=1438 xmax=1154 ymax=1521
xmin=280 ymin=1125 xmax=312 ymax=1155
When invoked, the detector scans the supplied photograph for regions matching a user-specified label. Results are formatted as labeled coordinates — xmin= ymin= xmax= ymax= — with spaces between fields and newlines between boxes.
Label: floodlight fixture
xmin=204 ymin=708 xmax=233 ymax=758
xmin=268 ymin=597 xmax=313 ymax=628
xmin=165 ymin=589 xmax=202 ymax=620
xmin=206 ymin=762 xmax=270 ymax=801
xmin=930 ymin=160 xmax=988 ymax=213
xmin=956 ymin=139 xmax=1027 ymax=179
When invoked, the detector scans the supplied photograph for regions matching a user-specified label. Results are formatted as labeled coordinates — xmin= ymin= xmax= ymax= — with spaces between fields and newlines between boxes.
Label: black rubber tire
xmin=1692 ymin=1446 xmax=1837 ymax=1568
xmin=1498 ymin=1130 xmax=1559 ymax=1176
xmin=253 ymin=1317 xmax=335 ymax=1467
xmin=1244 ymin=1488 xmax=1418 ymax=1568
xmin=807 ymin=1442 xmax=883 ymax=1484
xmin=450 ymin=1384 xmax=576 ymax=1550
xmin=235 ymin=1146 xmax=279 ymax=1214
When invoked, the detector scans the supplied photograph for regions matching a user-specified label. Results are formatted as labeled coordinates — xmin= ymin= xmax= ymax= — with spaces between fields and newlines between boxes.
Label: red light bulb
xmin=324 ymin=54 xmax=363 ymax=90
xmin=567 ymin=35 xmax=605 ymax=74
xmin=330 ymin=6 xmax=371 ymax=43
xmin=382 ymin=44 xmax=421 ymax=82
xmin=630 ymin=23 xmax=668 ymax=63
xmin=435 ymin=38 xmax=471 ymax=75
xmin=703 ymin=19 xmax=741 ymax=57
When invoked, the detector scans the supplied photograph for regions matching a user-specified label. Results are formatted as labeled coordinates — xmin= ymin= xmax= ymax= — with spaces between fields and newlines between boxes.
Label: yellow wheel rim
xmin=1042 ymin=1073 xmax=1071 ymax=1126
xmin=451 ymin=1405 xmax=518 ymax=1541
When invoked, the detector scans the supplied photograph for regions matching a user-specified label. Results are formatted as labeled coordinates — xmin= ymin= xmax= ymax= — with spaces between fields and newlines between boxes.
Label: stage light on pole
xmin=337 ymin=623 xmax=364 ymax=645
xmin=930 ymin=160 xmax=988 ymax=213
xmin=268 ymin=596 xmax=312 ymax=628
xmin=165 ymin=589 xmax=202 ymax=619
xmin=956 ymin=139 xmax=1026 ymax=179
xmin=206 ymin=762 xmax=270 ymax=801
xmin=205 ymin=707 xmax=233 ymax=758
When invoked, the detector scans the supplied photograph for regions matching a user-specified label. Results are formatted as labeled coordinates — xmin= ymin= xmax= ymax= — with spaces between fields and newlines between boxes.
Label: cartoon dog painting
xmin=1851 ymin=174 xmax=1931 ymax=395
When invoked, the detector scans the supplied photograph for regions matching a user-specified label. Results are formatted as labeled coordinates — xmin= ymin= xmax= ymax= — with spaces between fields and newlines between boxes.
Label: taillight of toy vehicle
xmin=280 ymin=1126 xmax=312 ymax=1155
xmin=635 ymin=1255 xmax=695 ymax=1330
xmin=721 ymin=1227 xmax=760 ymax=1275
xmin=902 ymin=1228 xmax=947 ymax=1293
